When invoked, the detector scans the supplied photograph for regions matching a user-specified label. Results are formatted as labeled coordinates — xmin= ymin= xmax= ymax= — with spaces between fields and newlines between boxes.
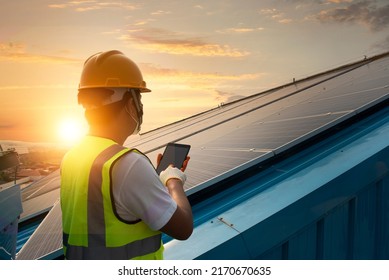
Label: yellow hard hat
xmin=78 ymin=50 xmax=151 ymax=92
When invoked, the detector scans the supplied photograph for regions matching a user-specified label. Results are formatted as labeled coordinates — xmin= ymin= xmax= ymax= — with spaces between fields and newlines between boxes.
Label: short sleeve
xmin=111 ymin=151 xmax=177 ymax=231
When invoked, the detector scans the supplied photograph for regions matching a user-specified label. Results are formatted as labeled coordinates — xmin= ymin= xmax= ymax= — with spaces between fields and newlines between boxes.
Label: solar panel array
xmin=17 ymin=200 xmax=62 ymax=260
xmin=19 ymin=169 xmax=60 ymax=222
xmin=127 ymin=55 xmax=389 ymax=194
xmin=16 ymin=53 xmax=389 ymax=259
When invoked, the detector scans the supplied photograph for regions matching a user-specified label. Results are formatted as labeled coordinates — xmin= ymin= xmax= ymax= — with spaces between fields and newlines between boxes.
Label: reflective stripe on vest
xmin=63 ymin=232 xmax=161 ymax=260
xmin=62 ymin=143 xmax=162 ymax=260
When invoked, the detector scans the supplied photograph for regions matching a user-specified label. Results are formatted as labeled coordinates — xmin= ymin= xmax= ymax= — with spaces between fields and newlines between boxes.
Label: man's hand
xmin=156 ymin=153 xmax=190 ymax=172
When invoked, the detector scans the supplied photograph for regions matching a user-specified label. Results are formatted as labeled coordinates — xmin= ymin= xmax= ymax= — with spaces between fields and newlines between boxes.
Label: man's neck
xmin=88 ymin=127 xmax=127 ymax=145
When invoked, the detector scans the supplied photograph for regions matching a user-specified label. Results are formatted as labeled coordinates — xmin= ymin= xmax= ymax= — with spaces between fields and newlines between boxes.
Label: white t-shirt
xmin=111 ymin=151 xmax=177 ymax=231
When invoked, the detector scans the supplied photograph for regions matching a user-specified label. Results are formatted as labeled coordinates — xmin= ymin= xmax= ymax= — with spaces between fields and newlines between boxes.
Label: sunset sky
xmin=1 ymin=0 xmax=388 ymax=144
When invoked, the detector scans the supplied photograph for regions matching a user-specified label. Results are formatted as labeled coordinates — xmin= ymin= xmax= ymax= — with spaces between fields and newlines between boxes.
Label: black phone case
xmin=156 ymin=143 xmax=191 ymax=174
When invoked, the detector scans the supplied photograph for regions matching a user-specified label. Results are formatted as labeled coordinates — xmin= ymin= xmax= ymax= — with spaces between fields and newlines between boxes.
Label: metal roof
xmin=15 ymin=52 xmax=389 ymax=259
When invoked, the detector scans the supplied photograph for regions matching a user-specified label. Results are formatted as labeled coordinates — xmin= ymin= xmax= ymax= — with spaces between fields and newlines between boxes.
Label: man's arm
xmin=157 ymin=152 xmax=193 ymax=240
xmin=160 ymin=178 xmax=193 ymax=240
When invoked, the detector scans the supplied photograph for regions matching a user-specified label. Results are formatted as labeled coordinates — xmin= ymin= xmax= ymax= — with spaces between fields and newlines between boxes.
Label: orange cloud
xmin=120 ymin=28 xmax=249 ymax=57
xmin=326 ymin=0 xmax=353 ymax=3
xmin=150 ymin=10 xmax=171 ymax=16
xmin=217 ymin=27 xmax=265 ymax=34
xmin=0 ymin=85 xmax=75 ymax=91
xmin=48 ymin=1 xmax=138 ymax=12
xmin=139 ymin=63 xmax=264 ymax=99
xmin=0 ymin=42 xmax=80 ymax=64
xmin=140 ymin=63 xmax=262 ymax=84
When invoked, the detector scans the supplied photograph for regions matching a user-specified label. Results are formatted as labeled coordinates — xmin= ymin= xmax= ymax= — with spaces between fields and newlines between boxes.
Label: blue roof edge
xmin=164 ymin=105 xmax=389 ymax=259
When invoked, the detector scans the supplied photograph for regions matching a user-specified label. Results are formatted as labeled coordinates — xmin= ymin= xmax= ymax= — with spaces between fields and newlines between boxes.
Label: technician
xmin=60 ymin=50 xmax=193 ymax=260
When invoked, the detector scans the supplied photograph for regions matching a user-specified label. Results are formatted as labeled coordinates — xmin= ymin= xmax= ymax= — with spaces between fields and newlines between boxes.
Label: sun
xmin=57 ymin=118 xmax=86 ymax=144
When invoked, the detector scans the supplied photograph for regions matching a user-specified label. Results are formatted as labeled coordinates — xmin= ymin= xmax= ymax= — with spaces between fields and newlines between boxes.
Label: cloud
xmin=287 ymin=0 xmax=353 ymax=5
xmin=0 ymin=42 xmax=81 ymax=64
xmin=150 ymin=10 xmax=171 ymax=16
xmin=258 ymin=8 xmax=293 ymax=24
xmin=325 ymin=0 xmax=353 ymax=3
xmin=314 ymin=0 xmax=389 ymax=32
xmin=217 ymin=27 xmax=265 ymax=34
xmin=0 ymin=123 xmax=16 ymax=129
xmin=139 ymin=63 xmax=264 ymax=97
xmin=48 ymin=0 xmax=138 ymax=12
xmin=0 ymin=85 xmax=75 ymax=91
xmin=120 ymin=28 xmax=249 ymax=57
xmin=140 ymin=63 xmax=262 ymax=84
xmin=214 ymin=90 xmax=246 ymax=103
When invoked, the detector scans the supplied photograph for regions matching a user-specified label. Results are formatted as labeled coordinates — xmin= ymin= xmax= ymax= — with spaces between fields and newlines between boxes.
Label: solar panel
xmin=16 ymin=200 xmax=62 ymax=260
xmin=19 ymin=169 xmax=60 ymax=222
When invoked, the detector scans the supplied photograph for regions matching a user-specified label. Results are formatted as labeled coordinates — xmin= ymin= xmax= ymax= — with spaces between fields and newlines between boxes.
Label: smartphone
xmin=156 ymin=143 xmax=191 ymax=174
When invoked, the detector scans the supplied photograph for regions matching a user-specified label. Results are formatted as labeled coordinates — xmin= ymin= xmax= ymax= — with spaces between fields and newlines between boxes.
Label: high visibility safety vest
xmin=60 ymin=136 xmax=163 ymax=260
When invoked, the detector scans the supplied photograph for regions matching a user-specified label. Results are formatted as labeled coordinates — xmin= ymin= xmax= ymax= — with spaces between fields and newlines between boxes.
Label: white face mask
xmin=129 ymin=89 xmax=143 ymax=135
xmin=125 ymin=105 xmax=141 ymax=135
